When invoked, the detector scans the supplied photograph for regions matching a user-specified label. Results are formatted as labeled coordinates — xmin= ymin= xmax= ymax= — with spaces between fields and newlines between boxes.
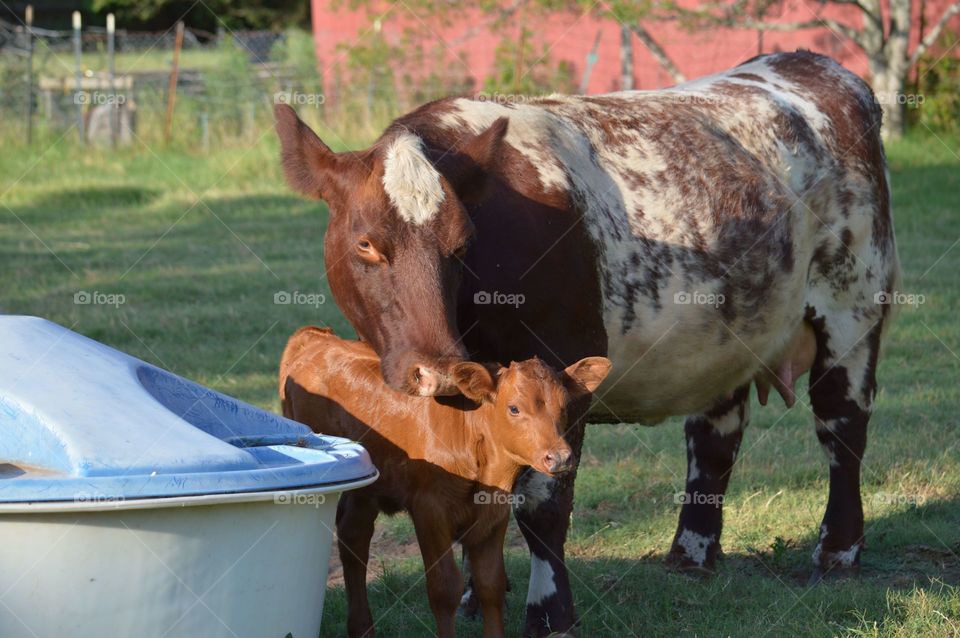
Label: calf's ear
xmin=274 ymin=104 xmax=345 ymax=201
xmin=563 ymin=357 xmax=612 ymax=396
xmin=452 ymin=362 xmax=497 ymax=404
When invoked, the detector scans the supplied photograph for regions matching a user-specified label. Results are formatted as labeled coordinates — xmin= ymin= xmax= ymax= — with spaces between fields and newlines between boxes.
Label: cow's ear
xmin=440 ymin=117 xmax=509 ymax=204
xmin=275 ymin=104 xmax=342 ymax=201
xmin=453 ymin=362 xmax=498 ymax=404
xmin=562 ymin=357 xmax=612 ymax=396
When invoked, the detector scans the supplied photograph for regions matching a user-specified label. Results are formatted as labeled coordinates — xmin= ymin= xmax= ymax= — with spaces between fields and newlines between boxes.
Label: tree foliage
xmin=89 ymin=0 xmax=311 ymax=31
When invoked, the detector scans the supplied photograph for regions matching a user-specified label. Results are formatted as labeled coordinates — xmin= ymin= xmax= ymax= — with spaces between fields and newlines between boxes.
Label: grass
xmin=1 ymin=130 xmax=959 ymax=637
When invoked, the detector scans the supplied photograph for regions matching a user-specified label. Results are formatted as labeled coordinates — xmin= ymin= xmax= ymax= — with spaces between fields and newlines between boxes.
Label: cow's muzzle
xmin=382 ymin=351 xmax=464 ymax=397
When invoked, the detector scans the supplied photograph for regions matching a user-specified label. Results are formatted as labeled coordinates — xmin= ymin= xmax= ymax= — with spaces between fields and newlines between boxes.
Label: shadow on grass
xmin=318 ymin=495 xmax=960 ymax=637
xmin=21 ymin=186 xmax=162 ymax=213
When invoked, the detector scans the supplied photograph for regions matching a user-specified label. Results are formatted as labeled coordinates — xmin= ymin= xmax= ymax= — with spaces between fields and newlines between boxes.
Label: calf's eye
xmin=508 ymin=405 xmax=520 ymax=416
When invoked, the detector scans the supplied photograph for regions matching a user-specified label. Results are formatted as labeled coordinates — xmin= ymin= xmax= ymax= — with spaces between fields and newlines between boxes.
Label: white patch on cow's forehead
xmin=381 ymin=131 xmax=445 ymax=225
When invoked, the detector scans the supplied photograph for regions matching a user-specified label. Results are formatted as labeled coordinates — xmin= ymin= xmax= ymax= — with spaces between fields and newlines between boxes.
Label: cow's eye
xmin=356 ymin=237 xmax=385 ymax=263
xmin=508 ymin=405 xmax=520 ymax=416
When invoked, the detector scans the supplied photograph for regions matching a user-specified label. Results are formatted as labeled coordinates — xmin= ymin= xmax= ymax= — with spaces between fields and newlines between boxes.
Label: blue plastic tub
xmin=0 ymin=316 xmax=377 ymax=638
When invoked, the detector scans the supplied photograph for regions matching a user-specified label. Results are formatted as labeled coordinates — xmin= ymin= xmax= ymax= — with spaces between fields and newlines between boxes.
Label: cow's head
xmin=274 ymin=105 xmax=507 ymax=396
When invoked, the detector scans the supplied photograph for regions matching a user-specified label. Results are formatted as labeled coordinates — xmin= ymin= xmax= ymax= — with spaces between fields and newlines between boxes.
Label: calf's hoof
xmin=457 ymin=584 xmax=481 ymax=621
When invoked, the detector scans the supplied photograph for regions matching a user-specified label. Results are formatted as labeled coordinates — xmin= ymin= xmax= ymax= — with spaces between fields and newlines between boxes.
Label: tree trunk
xmin=620 ymin=24 xmax=634 ymax=90
xmin=870 ymin=63 xmax=907 ymax=139
xmin=875 ymin=0 xmax=912 ymax=139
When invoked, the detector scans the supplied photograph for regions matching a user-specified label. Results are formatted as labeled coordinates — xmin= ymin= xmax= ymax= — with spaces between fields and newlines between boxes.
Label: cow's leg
xmin=411 ymin=510 xmax=461 ymax=638
xmin=667 ymin=384 xmax=750 ymax=572
xmin=512 ymin=403 xmax=588 ymax=637
xmin=808 ymin=314 xmax=882 ymax=581
xmin=336 ymin=492 xmax=379 ymax=638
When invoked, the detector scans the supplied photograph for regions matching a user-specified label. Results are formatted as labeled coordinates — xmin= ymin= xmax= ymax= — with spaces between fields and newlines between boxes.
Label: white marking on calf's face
xmin=382 ymin=132 xmax=445 ymax=225
xmin=526 ymin=555 xmax=558 ymax=606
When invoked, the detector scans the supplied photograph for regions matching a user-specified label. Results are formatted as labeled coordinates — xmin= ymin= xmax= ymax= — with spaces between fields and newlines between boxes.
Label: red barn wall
xmin=310 ymin=0 xmax=959 ymax=95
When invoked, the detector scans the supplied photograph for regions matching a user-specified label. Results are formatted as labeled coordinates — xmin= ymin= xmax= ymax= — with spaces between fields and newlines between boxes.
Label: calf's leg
xmin=464 ymin=520 xmax=509 ymax=638
xmin=668 ymin=384 xmax=750 ymax=572
xmin=336 ymin=493 xmax=380 ymax=638
xmin=411 ymin=510 xmax=461 ymax=638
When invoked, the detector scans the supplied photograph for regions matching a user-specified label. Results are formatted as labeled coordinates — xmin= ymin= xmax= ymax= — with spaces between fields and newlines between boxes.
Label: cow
xmin=274 ymin=50 xmax=901 ymax=636
xmin=279 ymin=325 xmax=611 ymax=638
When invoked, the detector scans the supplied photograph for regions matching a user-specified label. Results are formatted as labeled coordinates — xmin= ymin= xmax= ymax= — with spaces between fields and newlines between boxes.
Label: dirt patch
xmin=326 ymin=523 xmax=422 ymax=588
xmin=326 ymin=517 xmax=531 ymax=588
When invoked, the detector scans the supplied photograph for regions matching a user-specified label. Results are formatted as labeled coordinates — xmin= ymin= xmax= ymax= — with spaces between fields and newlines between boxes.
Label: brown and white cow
xmin=275 ymin=51 xmax=900 ymax=636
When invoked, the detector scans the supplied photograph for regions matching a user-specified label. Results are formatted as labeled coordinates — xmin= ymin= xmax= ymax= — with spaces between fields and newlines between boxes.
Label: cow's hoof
xmin=665 ymin=549 xmax=716 ymax=576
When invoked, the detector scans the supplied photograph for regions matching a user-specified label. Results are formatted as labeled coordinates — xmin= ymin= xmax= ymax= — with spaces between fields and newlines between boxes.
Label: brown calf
xmin=279 ymin=327 xmax=611 ymax=638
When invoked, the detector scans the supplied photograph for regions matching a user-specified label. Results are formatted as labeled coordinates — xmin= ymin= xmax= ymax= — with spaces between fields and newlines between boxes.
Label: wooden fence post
xmin=164 ymin=21 xmax=185 ymax=145
xmin=73 ymin=11 xmax=84 ymax=144
xmin=25 ymin=5 xmax=33 ymax=145
xmin=107 ymin=13 xmax=116 ymax=147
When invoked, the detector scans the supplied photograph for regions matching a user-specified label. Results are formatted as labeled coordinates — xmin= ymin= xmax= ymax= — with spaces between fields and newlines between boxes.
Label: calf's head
xmin=274 ymin=105 xmax=508 ymax=396
xmin=452 ymin=357 xmax=612 ymax=475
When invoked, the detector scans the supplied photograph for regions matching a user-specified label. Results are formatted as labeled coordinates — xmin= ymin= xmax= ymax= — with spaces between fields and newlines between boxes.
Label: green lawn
xmin=1 ymin=131 xmax=958 ymax=637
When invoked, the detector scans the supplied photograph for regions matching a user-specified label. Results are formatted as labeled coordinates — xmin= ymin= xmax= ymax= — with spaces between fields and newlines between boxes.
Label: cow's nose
xmin=543 ymin=449 xmax=574 ymax=474
xmin=410 ymin=364 xmax=459 ymax=397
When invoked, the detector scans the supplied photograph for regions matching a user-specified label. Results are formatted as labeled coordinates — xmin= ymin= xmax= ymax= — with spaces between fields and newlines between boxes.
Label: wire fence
xmin=0 ymin=8 xmax=595 ymax=152
xmin=0 ymin=14 xmax=409 ymax=151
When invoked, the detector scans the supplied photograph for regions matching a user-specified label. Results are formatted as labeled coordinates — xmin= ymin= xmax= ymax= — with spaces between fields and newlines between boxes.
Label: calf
xmin=279 ymin=326 xmax=611 ymax=638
